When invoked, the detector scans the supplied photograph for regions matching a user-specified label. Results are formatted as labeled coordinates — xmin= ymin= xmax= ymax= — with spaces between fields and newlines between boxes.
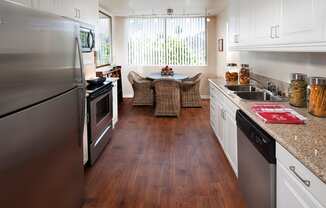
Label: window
xmin=96 ymin=11 xmax=112 ymax=67
xmin=128 ymin=17 xmax=207 ymax=66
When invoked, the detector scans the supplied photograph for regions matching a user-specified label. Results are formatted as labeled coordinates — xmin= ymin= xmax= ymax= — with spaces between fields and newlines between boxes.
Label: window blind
xmin=128 ymin=17 xmax=207 ymax=66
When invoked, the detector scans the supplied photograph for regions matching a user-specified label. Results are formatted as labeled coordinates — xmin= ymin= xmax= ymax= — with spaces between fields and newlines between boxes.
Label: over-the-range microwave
xmin=80 ymin=27 xmax=95 ymax=53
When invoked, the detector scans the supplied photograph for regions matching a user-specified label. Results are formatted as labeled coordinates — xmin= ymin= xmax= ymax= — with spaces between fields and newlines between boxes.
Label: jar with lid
xmin=239 ymin=64 xmax=250 ymax=85
xmin=288 ymin=73 xmax=307 ymax=107
xmin=308 ymin=77 xmax=326 ymax=117
xmin=225 ymin=63 xmax=239 ymax=82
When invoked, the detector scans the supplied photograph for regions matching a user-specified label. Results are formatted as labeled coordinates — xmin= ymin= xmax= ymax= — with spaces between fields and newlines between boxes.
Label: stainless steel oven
xmin=87 ymin=83 xmax=113 ymax=165
xmin=80 ymin=27 xmax=95 ymax=53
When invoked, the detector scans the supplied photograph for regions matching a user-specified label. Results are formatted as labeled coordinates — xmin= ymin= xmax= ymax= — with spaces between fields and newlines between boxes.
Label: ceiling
xmin=99 ymin=0 xmax=227 ymax=16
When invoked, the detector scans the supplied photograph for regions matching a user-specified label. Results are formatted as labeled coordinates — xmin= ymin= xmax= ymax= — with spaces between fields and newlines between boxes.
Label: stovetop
xmin=86 ymin=81 xmax=112 ymax=95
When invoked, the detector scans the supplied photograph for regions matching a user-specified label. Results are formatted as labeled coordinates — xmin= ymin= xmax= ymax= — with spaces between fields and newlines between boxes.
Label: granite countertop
xmin=209 ymin=78 xmax=326 ymax=183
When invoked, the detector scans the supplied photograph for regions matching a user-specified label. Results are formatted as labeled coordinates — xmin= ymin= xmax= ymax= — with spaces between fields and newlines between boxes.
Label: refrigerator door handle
xmin=76 ymin=37 xmax=85 ymax=86
xmin=76 ymin=37 xmax=86 ymax=147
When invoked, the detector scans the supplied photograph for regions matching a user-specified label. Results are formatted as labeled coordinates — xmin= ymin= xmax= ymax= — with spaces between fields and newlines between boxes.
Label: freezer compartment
xmin=0 ymin=88 xmax=84 ymax=208
xmin=0 ymin=1 xmax=82 ymax=117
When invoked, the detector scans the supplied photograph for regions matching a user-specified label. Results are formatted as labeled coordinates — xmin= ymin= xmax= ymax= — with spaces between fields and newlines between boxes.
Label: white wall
xmin=113 ymin=16 xmax=218 ymax=98
xmin=216 ymin=8 xmax=326 ymax=83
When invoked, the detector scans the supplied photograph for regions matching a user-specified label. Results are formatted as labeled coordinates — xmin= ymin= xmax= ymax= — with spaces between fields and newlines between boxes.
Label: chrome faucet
xmin=267 ymin=81 xmax=278 ymax=96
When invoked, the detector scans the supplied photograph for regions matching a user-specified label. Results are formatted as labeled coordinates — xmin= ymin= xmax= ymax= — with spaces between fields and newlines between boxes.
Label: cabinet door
xmin=211 ymin=101 xmax=223 ymax=145
xmin=238 ymin=0 xmax=252 ymax=45
xmin=252 ymin=0 xmax=281 ymax=44
xmin=228 ymin=0 xmax=240 ymax=47
xmin=216 ymin=103 xmax=224 ymax=148
xmin=279 ymin=0 xmax=325 ymax=44
xmin=277 ymin=161 xmax=324 ymax=208
xmin=53 ymin=0 xmax=75 ymax=18
xmin=31 ymin=0 xmax=75 ymax=19
xmin=76 ymin=0 xmax=99 ymax=26
xmin=223 ymin=110 xmax=238 ymax=176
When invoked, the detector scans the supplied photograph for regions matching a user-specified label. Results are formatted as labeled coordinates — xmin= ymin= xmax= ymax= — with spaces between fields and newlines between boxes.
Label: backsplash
xmin=250 ymin=73 xmax=289 ymax=97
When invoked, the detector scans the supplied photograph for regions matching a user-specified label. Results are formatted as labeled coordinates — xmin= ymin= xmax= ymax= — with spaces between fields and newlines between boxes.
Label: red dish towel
xmin=251 ymin=104 xmax=306 ymax=124
xmin=256 ymin=112 xmax=305 ymax=124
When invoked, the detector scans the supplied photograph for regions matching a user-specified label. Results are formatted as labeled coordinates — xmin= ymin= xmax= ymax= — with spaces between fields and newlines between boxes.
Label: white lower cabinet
xmin=276 ymin=143 xmax=326 ymax=208
xmin=223 ymin=111 xmax=238 ymax=176
xmin=209 ymin=82 xmax=238 ymax=176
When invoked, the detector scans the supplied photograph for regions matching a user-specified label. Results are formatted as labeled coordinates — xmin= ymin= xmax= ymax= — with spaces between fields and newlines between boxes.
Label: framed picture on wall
xmin=218 ymin=38 xmax=224 ymax=52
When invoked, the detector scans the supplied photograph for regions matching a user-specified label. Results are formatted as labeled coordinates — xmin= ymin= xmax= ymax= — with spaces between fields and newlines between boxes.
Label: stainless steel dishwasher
xmin=236 ymin=110 xmax=276 ymax=208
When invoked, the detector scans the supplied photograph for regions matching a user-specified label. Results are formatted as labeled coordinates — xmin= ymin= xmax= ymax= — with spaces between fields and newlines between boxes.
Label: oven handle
xmin=90 ymin=88 xmax=111 ymax=104
xmin=76 ymin=37 xmax=86 ymax=147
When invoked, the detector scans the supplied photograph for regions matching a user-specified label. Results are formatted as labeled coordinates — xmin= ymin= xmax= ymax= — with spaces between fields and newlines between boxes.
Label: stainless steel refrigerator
xmin=0 ymin=1 xmax=85 ymax=207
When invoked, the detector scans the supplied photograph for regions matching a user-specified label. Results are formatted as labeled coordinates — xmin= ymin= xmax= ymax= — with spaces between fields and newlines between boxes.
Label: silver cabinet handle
xmin=234 ymin=34 xmax=239 ymax=43
xmin=221 ymin=109 xmax=226 ymax=120
xmin=289 ymin=166 xmax=311 ymax=187
xmin=275 ymin=25 xmax=280 ymax=38
xmin=76 ymin=8 xmax=79 ymax=18
xmin=270 ymin=26 xmax=275 ymax=39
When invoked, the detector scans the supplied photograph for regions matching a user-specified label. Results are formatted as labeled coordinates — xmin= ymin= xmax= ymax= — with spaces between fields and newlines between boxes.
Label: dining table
xmin=147 ymin=72 xmax=188 ymax=80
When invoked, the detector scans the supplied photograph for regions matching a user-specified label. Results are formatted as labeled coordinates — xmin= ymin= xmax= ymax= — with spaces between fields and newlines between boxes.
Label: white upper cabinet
xmin=228 ymin=0 xmax=240 ymax=47
xmin=279 ymin=0 xmax=325 ymax=44
xmin=76 ymin=0 xmax=99 ymax=26
xmin=252 ymin=0 xmax=281 ymax=44
xmin=32 ymin=0 xmax=74 ymax=18
xmin=231 ymin=0 xmax=326 ymax=51
xmin=238 ymin=0 xmax=252 ymax=45
xmin=30 ymin=0 xmax=98 ymax=26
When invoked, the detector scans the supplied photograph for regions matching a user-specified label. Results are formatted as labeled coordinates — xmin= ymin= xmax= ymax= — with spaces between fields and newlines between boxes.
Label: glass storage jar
xmin=308 ymin=77 xmax=326 ymax=117
xmin=288 ymin=73 xmax=307 ymax=107
xmin=225 ymin=63 xmax=239 ymax=82
xmin=239 ymin=64 xmax=250 ymax=85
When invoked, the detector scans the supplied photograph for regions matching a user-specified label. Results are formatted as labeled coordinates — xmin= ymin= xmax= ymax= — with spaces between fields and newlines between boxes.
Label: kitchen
xmin=0 ymin=0 xmax=325 ymax=208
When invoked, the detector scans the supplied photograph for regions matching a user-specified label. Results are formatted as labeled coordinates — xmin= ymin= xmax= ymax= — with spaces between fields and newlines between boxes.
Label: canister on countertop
xmin=308 ymin=77 xmax=326 ymax=117
xmin=288 ymin=73 xmax=307 ymax=107
xmin=225 ymin=63 xmax=239 ymax=82
xmin=239 ymin=64 xmax=250 ymax=85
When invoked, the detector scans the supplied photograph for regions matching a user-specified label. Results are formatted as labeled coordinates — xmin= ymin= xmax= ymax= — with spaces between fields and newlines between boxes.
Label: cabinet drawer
xmin=277 ymin=160 xmax=324 ymax=208
xmin=276 ymin=143 xmax=326 ymax=207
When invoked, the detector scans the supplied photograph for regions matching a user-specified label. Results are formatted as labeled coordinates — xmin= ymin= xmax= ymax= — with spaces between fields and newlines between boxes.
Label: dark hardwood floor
xmin=83 ymin=99 xmax=246 ymax=208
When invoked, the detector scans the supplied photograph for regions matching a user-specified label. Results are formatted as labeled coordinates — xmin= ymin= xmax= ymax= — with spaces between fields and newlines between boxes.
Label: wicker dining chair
xmin=181 ymin=73 xmax=202 ymax=107
xmin=128 ymin=71 xmax=154 ymax=106
xmin=153 ymin=79 xmax=181 ymax=117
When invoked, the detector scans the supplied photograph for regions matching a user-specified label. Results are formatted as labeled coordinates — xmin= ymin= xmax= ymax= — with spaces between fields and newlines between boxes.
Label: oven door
xmin=88 ymin=87 xmax=113 ymax=165
xmin=89 ymin=89 xmax=113 ymax=142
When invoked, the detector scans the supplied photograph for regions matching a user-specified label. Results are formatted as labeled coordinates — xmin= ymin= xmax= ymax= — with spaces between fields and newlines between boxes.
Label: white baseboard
xmin=123 ymin=94 xmax=133 ymax=98
xmin=124 ymin=94 xmax=210 ymax=99
xmin=201 ymin=95 xmax=210 ymax=99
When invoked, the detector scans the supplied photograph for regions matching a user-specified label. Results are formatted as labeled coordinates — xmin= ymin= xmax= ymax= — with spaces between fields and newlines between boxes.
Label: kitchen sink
xmin=235 ymin=91 xmax=288 ymax=102
xmin=225 ymin=85 xmax=256 ymax=92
